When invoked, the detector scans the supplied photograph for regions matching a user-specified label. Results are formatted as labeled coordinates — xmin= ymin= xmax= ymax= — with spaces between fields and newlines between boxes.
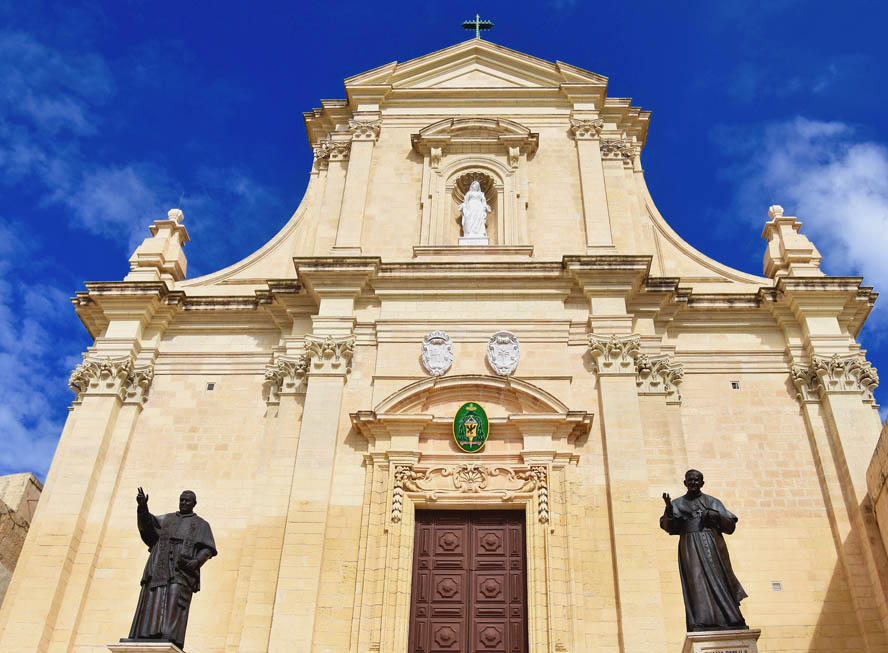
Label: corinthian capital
xmin=69 ymin=355 xmax=154 ymax=405
xmin=600 ymin=139 xmax=639 ymax=165
xmin=569 ymin=118 xmax=604 ymax=140
xmin=264 ymin=354 xmax=309 ymax=403
xmin=636 ymin=354 xmax=684 ymax=403
xmin=305 ymin=334 xmax=355 ymax=375
xmin=587 ymin=334 xmax=641 ymax=375
xmin=348 ymin=119 xmax=382 ymax=141
xmin=792 ymin=354 xmax=879 ymax=404
xmin=314 ymin=139 xmax=351 ymax=163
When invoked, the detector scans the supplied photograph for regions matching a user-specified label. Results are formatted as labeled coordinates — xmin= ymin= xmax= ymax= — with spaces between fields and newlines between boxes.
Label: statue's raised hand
xmin=136 ymin=487 xmax=149 ymax=509
xmin=662 ymin=492 xmax=673 ymax=516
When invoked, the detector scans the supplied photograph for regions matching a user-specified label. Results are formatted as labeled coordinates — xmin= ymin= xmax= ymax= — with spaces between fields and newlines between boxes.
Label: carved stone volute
xmin=69 ymin=355 xmax=155 ymax=406
xmin=587 ymin=334 xmax=641 ymax=375
xmin=569 ymin=118 xmax=604 ymax=140
xmin=305 ymin=334 xmax=355 ymax=375
xmin=264 ymin=354 xmax=309 ymax=403
xmin=636 ymin=353 xmax=684 ymax=403
xmin=348 ymin=119 xmax=382 ymax=141
xmin=791 ymin=353 xmax=879 ymax=404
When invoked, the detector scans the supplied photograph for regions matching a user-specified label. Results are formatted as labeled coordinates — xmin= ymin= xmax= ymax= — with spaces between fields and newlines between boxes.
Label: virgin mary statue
xmin=458 ymin=181 xmax=492 ymax=238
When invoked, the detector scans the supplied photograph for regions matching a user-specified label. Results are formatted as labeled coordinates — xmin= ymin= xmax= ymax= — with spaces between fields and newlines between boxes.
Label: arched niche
xmin=351 ymin=374 xmax=591 ymax=456
xmin=412 ymin=118 xmax=536 ymax=247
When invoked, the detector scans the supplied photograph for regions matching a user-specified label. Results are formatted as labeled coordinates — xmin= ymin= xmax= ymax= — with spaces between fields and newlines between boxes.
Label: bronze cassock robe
xmin=128 ymin=507 xmax=217 ymax=649
xmin=660 ymin=492 xmax=747 ymax=631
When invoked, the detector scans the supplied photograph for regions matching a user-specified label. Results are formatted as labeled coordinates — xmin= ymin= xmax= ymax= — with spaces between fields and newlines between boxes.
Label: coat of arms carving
xmin=487 ymin=330 xmax=520 ymax=376
xmin=421 ymin=330 xmax=454 ymax=376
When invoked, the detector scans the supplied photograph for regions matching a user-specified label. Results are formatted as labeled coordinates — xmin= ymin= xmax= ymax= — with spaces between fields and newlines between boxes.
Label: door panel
xmin=409 ymin=510 xmax=527 ymax=653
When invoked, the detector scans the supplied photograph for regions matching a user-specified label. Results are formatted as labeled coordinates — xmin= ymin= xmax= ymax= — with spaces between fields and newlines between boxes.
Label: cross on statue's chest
xmin=462 ymin=13 xmax=493 ymax=39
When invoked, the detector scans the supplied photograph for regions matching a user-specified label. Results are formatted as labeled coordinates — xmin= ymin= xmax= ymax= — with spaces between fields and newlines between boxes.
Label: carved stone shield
xmin=487 ymin=330 xmax=520 ymax=376
xmin=421 ymin=330 xmax=453 ymax=376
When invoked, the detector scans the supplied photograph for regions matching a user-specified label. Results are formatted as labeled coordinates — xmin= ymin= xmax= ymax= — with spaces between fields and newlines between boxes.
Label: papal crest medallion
xmin=453 ymin=402 xmax=489 ymax=453
xmin=487 ymin=330 xmax=520 ymax=376
xmin=420 ymin=330 xmax=453 ymax=376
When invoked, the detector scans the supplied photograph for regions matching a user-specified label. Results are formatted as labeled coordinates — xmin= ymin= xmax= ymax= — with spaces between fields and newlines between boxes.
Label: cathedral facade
xmin=1 ymin=39 xmax=886 ymax=652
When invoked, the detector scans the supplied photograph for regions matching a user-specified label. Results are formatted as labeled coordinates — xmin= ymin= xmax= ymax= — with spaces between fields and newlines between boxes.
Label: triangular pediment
xmin=344 ymin=39 xmax=608 ymax=91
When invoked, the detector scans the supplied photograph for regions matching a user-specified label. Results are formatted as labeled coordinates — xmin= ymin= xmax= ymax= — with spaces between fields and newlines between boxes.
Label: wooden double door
xmin=409 ymin=510 xmax=528 ymax=653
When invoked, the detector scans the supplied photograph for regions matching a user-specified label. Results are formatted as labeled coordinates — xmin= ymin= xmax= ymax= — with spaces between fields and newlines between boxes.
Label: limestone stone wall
xmin=0 ymin=473 xmax=43 ymax=610
xmin=1 ymin=38 xmax=885 ymax=653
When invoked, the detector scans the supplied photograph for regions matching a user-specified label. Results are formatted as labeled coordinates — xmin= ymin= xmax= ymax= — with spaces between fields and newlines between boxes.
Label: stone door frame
xmin=348 ymin=375 xmax=591 ymax=653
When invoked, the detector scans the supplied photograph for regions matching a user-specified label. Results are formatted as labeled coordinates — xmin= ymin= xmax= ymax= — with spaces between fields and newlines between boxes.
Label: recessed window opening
xmin=730 ymin=381 xmax=741 ymax=390
xmin=206 ymin=382 xmax=215 ymax=391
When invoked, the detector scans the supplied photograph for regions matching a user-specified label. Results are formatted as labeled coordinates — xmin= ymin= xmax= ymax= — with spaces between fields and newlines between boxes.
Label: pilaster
xmin=599 ymin=138 xmax=641 ymax=252
xmin=774 ymin=276 xmax=888 ymax=650
xmin=0 ymin=280 xmax=169 ymax=652
xmin=313 ymin=137 xmax=352 ymax=254
xmin=569 ymin=115 xmax=614 ymax=253
xmin=587 ymin=333 xmax=668 ymax=653
xmin=267 ymin=334 xmax=355 ymax=652
xmin=0 ymin=355 xmax=155 ymax=653
xmin=333 ymin=115 xmax=382 ymax=254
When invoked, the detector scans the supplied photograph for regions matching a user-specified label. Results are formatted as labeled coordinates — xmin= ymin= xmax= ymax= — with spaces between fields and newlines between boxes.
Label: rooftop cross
xmin=462 ymin=13 xmax=493 ymax=39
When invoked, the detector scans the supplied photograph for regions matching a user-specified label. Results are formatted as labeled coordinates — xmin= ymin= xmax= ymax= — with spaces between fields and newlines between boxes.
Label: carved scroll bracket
xmin=792 ymin=353 xmax=879 ymax=405
xmin=636 ymin=353 xmax=684 ymax=404
xmin=587 ymin=334 xmax=641 ymax=376
xmin=264 ymin=354 xmax=309 ymax=403
xmin=391 ymin=463 xmax=549 ymax=524
xmin=69 ymin=355 xmax=155 ymax=406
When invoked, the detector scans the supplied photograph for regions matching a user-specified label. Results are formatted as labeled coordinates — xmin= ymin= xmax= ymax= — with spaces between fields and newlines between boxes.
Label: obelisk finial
xmin=461 ymin=13 xmax=493 ymax=39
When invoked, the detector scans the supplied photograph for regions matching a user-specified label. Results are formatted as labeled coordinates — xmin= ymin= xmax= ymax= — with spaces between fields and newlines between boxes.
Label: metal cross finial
xmin=462 ymin=13 xmax=493 ymax=39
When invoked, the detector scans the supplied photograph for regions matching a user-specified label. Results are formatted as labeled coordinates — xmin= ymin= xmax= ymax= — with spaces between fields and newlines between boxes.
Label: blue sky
xmin=2 ymin=1 xmax=887 ymax=478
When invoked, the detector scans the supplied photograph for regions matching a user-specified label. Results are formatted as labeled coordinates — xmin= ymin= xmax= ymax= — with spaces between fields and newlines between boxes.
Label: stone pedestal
xmin=108 ymin=642 xmax=184 ymax=653
xmin=682 ymin=629 xmax=761 ymax=653
xmin=458 ymin=236 xmax=489 ymax=246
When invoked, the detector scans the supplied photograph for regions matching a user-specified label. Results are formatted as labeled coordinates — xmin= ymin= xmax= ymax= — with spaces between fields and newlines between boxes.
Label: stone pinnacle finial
xmin=124 ymin=207 xmax=191 ymax=283
xmin=768 ymin=205 xmax=784 ymax=220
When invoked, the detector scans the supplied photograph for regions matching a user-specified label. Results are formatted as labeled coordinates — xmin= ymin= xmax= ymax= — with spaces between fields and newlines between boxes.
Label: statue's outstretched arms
xmin=135 ymin=487 xmax=160 ymax=548
xmin=660 ymin=493 xmax=679 ymax=534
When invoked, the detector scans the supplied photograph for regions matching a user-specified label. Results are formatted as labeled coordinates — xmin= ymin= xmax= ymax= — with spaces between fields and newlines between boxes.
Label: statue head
xmin=179 ymin=490 xmax=197 ymax=514
xmin=469 ymin=180 xmax=481 ymax=192
xmin=683 ymin=469 xmax=704 ymax=496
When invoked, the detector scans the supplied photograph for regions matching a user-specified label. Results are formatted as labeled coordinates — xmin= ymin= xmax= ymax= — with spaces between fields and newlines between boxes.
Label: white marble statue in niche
xmin=458 ymin=180 xmax=492 ymax=244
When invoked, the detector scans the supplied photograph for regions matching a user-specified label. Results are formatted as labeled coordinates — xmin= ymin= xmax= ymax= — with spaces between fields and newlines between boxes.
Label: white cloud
xmin=717 ymin=118 xmax=888 ymax=321
xmin=0 ymin=220 xmax=81 ymax=477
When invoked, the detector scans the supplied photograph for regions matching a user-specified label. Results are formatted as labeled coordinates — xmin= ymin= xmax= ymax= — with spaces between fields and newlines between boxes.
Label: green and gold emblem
xmin=453 ymin=402 xmax=489 ymax=453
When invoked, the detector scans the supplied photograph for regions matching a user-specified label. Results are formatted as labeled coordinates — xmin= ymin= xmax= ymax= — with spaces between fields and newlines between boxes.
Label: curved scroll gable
xmin=373 ymin=373 xmax=570 ymax=416
xmin=176 ymin=179 xmax=314 ymax=288
xmin=635 ymin=173 xmax=771 ymax=287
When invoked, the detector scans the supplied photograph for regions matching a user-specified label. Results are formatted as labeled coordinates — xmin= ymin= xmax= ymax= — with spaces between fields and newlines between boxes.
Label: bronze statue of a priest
xmin=124 ymin=487 xmax=217 ymax=650
xmin=660 ymin=470 xmax=748 ymax=632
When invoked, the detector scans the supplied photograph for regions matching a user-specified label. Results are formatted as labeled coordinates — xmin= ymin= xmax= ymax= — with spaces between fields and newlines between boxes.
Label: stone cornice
xmin=791 ymin=353 xmax=879 ymax=404
xmin=68 ymin=355 xmax=154 ymax=406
